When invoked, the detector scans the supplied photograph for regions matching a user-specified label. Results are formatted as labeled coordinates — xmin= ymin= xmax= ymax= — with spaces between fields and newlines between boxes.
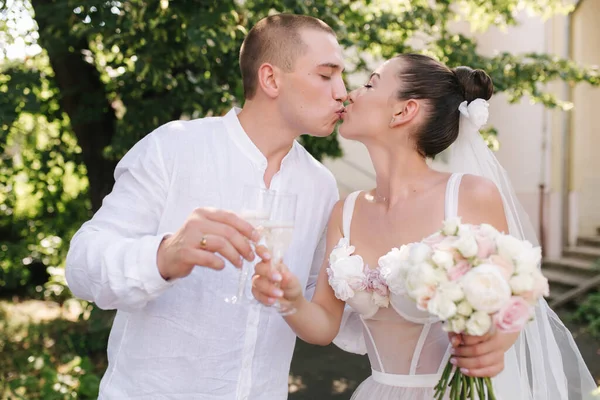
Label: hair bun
xmin=453 ymin=66 xmax=494 ymax=102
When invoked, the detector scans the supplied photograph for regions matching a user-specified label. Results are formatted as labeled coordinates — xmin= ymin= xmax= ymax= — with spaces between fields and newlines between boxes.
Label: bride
xmin=251 ymin=53 xmax=596 ymax=399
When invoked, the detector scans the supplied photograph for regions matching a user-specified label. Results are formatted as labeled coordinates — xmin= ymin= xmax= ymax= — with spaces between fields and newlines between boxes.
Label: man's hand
xmin=449 ymin=331 xmax=520 ymax=378
xmin=157 ymin=208 xmax=260 ymax=280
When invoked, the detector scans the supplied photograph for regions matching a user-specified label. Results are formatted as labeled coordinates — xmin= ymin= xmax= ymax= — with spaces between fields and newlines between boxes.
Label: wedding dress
xmin=329 ymin=173 xmax=462 ymax=400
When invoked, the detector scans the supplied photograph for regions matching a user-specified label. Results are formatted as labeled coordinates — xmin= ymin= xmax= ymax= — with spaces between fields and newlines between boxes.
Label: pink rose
xmin=448 ymin=260 xmax=471 ymax=281
xmin=476 ymin=234 xmax=497 ymax=259
xmin=489 ymin=255 xmax=515 ymax=280
xmin=493 ymin=296 xmax=532 ymax=333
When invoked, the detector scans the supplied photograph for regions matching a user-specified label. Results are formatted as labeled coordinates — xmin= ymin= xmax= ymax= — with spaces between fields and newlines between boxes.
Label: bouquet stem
xmin=434 ymin=360 xmax=496 ymax=400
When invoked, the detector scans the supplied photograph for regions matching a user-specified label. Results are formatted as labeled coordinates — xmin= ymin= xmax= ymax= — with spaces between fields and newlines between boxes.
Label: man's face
xmin=277 ymin=29 xmax=347 ymax=137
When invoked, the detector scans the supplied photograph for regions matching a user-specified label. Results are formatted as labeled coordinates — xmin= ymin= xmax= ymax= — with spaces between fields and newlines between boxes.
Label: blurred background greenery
xmin=1 ymin=0 xmax=599 ymax=398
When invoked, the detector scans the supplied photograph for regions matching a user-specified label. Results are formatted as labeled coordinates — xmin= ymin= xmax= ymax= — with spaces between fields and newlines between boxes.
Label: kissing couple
xmin=66 ymin=13 xmax=595 ymax=400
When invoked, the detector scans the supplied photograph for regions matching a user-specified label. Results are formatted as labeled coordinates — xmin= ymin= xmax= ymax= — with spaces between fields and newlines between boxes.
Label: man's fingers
xmin=181 ymin=248 xmax=225 ymax=270
xmin=192 ymin=219 xmax=255 ymax=262
xmin=193 ymin=233 xmax=244 ymax=268
xmin=200 ymin=208 xmax=260 ymax=242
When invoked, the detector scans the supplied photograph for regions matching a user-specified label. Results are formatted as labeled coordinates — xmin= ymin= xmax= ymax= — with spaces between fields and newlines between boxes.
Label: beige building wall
xmin=570 ymin=0 xmax=600 ymax=237
xmin=324 ymin=2 xmax=598 ymax=258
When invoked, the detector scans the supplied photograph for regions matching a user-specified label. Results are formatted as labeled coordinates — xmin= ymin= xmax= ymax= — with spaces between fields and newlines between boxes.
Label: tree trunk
xmin=31 ymin=0 xmax=117 ymax=212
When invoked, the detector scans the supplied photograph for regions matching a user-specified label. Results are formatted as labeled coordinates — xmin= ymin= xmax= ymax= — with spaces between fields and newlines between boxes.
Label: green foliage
xmin=572 ymin=290 xmax=600 ymax=340
xmin=0 ymin=300 xmax=112 ymax=399
xmin=0 ymin=0 xmax=599 ymax=317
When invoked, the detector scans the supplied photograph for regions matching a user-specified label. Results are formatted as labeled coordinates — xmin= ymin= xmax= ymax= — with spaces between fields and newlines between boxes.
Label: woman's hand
xmin=448 ymin=330 xmax=520 ymax=378
xmin=251 ymin=245 xmax=304 ymax=309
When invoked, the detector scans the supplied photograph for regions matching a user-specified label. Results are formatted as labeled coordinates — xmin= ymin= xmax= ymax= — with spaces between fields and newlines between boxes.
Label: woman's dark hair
xmin=393 ymin=54 xmax=494 ymax=158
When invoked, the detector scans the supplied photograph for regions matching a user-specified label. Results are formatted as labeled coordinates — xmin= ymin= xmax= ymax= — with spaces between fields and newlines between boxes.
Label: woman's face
xmin=338 ymin=58 xmax=404 ymax=141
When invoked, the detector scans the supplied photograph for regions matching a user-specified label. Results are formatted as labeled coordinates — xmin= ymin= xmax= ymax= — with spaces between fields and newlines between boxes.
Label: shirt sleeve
xmin=65 ymin=131 xmax=175 ymax=311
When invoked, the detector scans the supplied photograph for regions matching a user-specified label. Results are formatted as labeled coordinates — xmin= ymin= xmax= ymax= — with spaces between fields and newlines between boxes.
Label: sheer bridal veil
xmin=442 ymin=98 xmax=596 ymax=400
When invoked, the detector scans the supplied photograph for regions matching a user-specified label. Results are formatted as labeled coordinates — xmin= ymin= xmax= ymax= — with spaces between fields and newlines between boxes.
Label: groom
xmin=66 ymin=14 xmax=346 ymax=399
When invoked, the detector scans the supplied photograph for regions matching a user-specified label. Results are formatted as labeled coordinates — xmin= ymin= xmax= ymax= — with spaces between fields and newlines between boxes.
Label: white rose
xmin=453 ymin=226 xmax=479 ymax=258
xmin=328 ymin=255 xmax=365 ymax=301
xmin=409 ymin=243 xmax=433 ymax=264
xmin=514 ymin=246 xmax=541 ymax=274
xmin=443 ymin=316 xmax=467 ymax=333
xmin=479 ymin=223 xmax=500 ymax=240
xmin=434 ymin=267 xmax=450 ymax=285
xmin=350 ymin=290 xmax=379 ymax=318
xmin=329 ymin=238 xmax=356 ymax=265
xmin=461 ymin=264 xmax=512 ymax=313
xmin=378 ymin=246 xmax=411 ymax=273
xmin=405 ymin=263 xmax=439 ymax=300
xmin=496 ymin=235 xmax=525 ymax=263
xmin=438 ymin=281 xmax=464 ymax=302
xmin=379 ymin=246 xmax=411 ymax=294
xmin=509 ymin=274 xmax=535 ymax=294
xmin=456 ymin=301 xmax=473 ymax=317
xmin=380 ymin=264 xmax=407 ymax=295
xmin=328 ymin=278 xmax=354 ymax=301
xmin=442 ymin=217 xmax=461 ymax=236
xmin=432 ymin=250 xmax=454 ymax=270
xmin=427 ymin=293 xmax=458 ymax=320
xmin=466 ymin=311 xmax=492 ymax=336
xmin=372 ymin=292 xmax=390 ymax=308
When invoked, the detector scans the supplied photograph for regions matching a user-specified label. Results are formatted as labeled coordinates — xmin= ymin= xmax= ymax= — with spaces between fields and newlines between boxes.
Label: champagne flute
xmin=224 ymin=185 xmax=274 ymax=305
xmin=262 ymin=191 xmax=297 ymax=315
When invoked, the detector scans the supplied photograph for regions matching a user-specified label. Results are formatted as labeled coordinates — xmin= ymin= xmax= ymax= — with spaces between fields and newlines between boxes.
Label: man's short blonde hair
xmin=239 ymin=14 xmax=335 ymax=99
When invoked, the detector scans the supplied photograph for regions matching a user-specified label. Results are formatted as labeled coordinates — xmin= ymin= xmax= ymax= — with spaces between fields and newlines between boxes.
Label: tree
xmin=0 ymin=0 xmax=599 ymax=293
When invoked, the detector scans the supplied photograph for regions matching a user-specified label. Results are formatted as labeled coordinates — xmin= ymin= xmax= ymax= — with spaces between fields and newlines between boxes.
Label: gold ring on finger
xmin=200 ymin=235 xmax=208 ymax=248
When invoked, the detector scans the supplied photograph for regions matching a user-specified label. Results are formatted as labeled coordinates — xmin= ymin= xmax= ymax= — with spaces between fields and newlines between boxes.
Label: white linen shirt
xmin=65 ymin=107 xmax=339 ymax=400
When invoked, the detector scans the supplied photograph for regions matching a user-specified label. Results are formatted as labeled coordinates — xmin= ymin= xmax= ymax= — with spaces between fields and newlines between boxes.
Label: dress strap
xmin=444 ymin=173 xmax=464 ymax=220
xmin=342 ymin=191 xmax=361 ymax=241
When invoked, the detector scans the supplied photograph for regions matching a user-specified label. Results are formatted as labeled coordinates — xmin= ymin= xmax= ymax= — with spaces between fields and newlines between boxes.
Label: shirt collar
xmin=223 ymin=107 xmax=298 ymax=168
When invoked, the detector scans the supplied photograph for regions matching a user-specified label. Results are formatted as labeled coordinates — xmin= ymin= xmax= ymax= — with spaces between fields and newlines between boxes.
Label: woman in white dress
xmin=252 ymin=54 xmax=596 ymax=399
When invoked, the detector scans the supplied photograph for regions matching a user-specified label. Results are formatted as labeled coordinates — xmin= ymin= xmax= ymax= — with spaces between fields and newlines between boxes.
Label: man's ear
xmin=257 ymin=63 xmax=280 ymax=99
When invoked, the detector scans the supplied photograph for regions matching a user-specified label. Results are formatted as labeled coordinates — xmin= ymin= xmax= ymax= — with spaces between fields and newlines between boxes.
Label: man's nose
xmin=337 ymin=92 xmax=349 ymax=103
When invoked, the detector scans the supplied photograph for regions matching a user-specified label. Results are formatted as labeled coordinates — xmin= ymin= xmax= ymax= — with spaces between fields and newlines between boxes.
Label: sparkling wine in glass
xmin=263 ymin=192 xmax=297 ymax=315
xmin=224 ymin=185 xmax=274 ymax=305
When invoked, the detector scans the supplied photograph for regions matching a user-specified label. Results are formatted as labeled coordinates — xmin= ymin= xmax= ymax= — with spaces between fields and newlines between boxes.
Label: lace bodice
xmin=328 ymin=174 xmax=463 ymax=377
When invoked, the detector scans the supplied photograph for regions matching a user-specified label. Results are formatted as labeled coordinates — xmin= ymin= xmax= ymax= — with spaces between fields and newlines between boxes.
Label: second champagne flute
xmin=262 ymin=191 xmax=297 ymax=315
xmin=224 ymin=185 xmax=274 ymax=305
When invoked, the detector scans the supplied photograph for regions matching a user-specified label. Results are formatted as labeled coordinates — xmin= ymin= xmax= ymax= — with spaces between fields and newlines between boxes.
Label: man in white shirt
xmin=65 ymin=14 xmax=347 ymax=400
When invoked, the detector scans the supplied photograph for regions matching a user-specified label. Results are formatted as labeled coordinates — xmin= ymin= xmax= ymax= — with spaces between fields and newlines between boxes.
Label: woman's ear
xmin=389 ymin=99 xmax=420 ymax=128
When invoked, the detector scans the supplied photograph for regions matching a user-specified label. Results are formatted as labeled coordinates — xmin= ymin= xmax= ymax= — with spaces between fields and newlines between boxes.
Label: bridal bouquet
xmin=379 ymin=217 xmax=549 ymax=400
